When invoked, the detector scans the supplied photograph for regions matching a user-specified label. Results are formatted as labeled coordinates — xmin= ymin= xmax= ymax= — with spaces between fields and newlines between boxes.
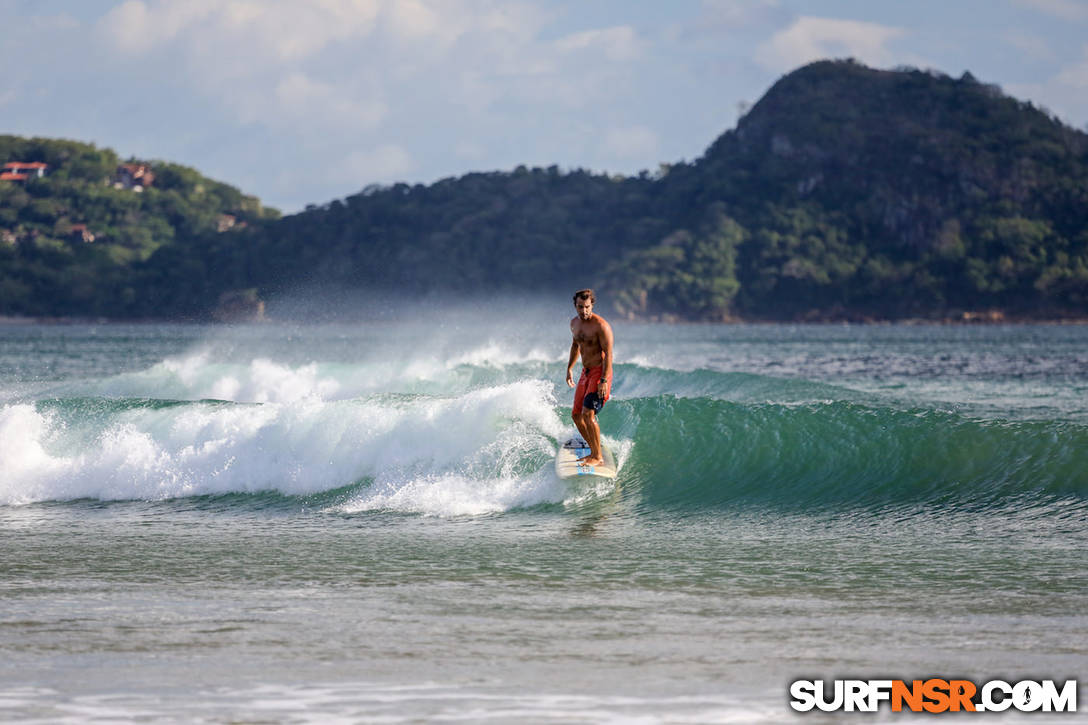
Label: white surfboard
xmin=555 ymin=435 xmax=618 ymax=480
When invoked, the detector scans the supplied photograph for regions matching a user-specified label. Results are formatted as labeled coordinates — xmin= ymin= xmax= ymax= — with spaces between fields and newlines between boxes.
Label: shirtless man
xmin=566 ymin=289 xmax=614 ymax=467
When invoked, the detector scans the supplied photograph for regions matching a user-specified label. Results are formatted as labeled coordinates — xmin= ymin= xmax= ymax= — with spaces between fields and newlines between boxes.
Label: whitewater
xmin=1 ymin=308 xmax=1086 ymax=722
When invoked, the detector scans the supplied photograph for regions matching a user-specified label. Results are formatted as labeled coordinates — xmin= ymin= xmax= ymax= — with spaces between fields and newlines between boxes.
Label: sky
xmin=3 ymin=0 xmax=1088 ymax=213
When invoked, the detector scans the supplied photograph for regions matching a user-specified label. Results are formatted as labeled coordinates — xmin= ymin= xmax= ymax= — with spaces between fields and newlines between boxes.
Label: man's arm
xmin=599 ymin=320 xmax=614 ymax=399
xmin=566 ymin=338 xmax=580 ymax=388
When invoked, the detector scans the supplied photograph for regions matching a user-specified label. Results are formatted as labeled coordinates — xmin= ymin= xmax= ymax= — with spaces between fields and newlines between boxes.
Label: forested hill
xmin=256 ymin=60 xmax=1088 ymax=321
xmin=2 ymin=59 xmax=1087 ymax=321
xmin=0 ymin=135 xmax=278 ymax=317
xmin=659 ymin=60 xmax=1088 ymax=319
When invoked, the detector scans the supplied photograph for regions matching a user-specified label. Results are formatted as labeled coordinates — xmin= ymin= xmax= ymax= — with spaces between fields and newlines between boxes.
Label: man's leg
xmin=578 ymin=410 xmax=603 ymax=466
xmin=571 ymin=409 xmax=590 ymax=443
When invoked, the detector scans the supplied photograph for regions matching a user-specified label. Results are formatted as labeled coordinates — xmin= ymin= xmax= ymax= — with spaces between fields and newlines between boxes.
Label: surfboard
xmin=555 ymin=435 xmax=617 ymax=480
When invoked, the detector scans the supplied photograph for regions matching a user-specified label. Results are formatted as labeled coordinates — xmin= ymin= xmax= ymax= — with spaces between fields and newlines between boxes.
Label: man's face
xmin=575 ymin=297 xmax=593 ymax=320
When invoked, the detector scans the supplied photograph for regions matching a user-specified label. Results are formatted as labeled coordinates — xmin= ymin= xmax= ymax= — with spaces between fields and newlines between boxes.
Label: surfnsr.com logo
xmin=789 ymin=679 xmax=1078 ymax=713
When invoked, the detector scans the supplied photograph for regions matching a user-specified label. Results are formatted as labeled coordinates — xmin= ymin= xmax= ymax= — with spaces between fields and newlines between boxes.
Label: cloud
xmin=92 ymin=1 xmax=538 ymax=118
xmin=94 ymin=1 xmax=395 ymax=136
xmin=2 ymin=1 xmax=750 ymax=210
xmin=555 ymin=26 xmax=642 ymax=62
xmin=386 ymin=0 xmax=443 ymax=40
xmin=755 ymin=16 xmax=905 ymax=73
xmin=98 ymin=0 xmax=382 ymax=61
xmin=83 ymin=0 xmax=647 ymax=207
xmin=269 ymin=72 xmax=388 ymax=130
xmin=480 ymin=25 xmax=643 ymax=110
xmin=1006 ymin=44 xmax=1088 ymax=128
xmin=97 ymin=1 xmax=217 ymax=54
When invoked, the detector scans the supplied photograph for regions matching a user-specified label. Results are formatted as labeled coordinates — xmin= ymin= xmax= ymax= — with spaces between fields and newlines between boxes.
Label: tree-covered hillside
xmin=662 ymin=60 xmax=1088 ymax=319
xmin=246 ymin=60 xmax=1088 ymax=322
xmin=2 ymin=59 xmax=1087 ymax=321
xmin=0 ymin=136 xmax=277 ymax=317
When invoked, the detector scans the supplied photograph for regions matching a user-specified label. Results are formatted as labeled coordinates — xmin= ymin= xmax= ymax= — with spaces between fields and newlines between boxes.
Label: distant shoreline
xmin=2 ymin=314 xmax=1086 ymax=326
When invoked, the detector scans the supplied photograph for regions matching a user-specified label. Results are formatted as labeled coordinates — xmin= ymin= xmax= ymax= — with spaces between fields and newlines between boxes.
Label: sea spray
xmin=64 ymin=344 xmax=562 ymax=403
xmin=0 ymin=380 xmax=571 ymax=508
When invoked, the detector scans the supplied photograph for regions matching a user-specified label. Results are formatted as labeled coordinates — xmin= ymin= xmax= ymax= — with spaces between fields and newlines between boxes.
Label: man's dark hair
xmin=573 ymin=288 xmax=595 ymax=304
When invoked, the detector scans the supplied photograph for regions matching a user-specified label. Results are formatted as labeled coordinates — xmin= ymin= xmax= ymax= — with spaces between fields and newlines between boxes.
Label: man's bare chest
xmin=573 ymin=324 xmax=599 ymax=345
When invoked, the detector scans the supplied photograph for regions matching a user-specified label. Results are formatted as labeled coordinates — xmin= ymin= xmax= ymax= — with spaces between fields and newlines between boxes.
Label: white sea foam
xmin=76 ymin=339 xmax=562 ymax=405
xmin=0 ymin=329 xmax=637 ymax=512
xmin=0 ymin=682 xmax=784 ymax=724
xmin=0 ymin=379 xmax=593 ymax=510
xmin=91 ymin=352 xmax=344 ymax=403
xmin=0 ymin=405 xmax=68 ymax=490
xmin=344 ymin=468 xmax=566 ymax=517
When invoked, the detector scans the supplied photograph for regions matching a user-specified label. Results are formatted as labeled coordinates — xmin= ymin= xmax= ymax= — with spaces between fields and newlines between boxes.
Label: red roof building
xmin=2 ymin=162 xmax=48 ymax=179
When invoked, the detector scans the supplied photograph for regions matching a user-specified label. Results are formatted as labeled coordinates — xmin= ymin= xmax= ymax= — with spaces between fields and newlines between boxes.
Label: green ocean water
xmin=1 ymin=311 xmax=1086 ymax=722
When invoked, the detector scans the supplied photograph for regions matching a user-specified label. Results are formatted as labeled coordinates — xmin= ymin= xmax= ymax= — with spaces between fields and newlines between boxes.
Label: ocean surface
xmin=1 ymin=306 xmax=1086 ymax=722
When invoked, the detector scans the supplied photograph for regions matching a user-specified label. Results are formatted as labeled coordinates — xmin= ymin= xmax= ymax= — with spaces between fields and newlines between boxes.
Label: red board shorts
xmin=573 ymin=366 xmax=608 ymax=415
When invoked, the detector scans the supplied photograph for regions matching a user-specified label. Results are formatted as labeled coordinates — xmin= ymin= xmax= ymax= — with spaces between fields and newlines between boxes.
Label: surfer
xmin=566 ymin=288 xmax=614 ymax=467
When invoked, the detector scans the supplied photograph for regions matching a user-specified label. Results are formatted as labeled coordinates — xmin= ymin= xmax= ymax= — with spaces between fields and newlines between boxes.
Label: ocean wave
xmin=609 ymin=395 xmax=1088 ymax=510
xmin=0 ymin=381 xmax=569 ymax=511
xmin=4 ymin=349 xmax=1085 ymax=514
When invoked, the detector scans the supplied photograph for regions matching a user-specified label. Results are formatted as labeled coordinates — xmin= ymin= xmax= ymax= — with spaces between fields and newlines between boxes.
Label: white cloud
xmin=77 ymin=0 xmax=609 ymax=207
xmin=555 ymin=26 xmax=642 ymax=62
xmin=87 ymin=2 xmax=649 ymax=146
xmin=97 ymin=0 xmax=217 ymax=53
xmin=386 ymin=0 xmax=443 ymax=40
xmin=470 ymin=24 xmax=643 ymax=110
xmin=755 ymin=16 xmax=905 ymax=73
xmin=20 ymin=0 xmax=956 ymax=211
xmin=94 ymin=0 xmax=394 ymax=136
xmin=98 ymin=0 xmax=381 ymax=61
xmin=603 ymin=126 xmax=659 ymax=160
xmin=97 ymin=0 xmax=154 ymax=52
xmin=272 ymin=72 xmax=387 ymax=129
xmin=1006 ymin=44 xmax=1088 ymax=127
